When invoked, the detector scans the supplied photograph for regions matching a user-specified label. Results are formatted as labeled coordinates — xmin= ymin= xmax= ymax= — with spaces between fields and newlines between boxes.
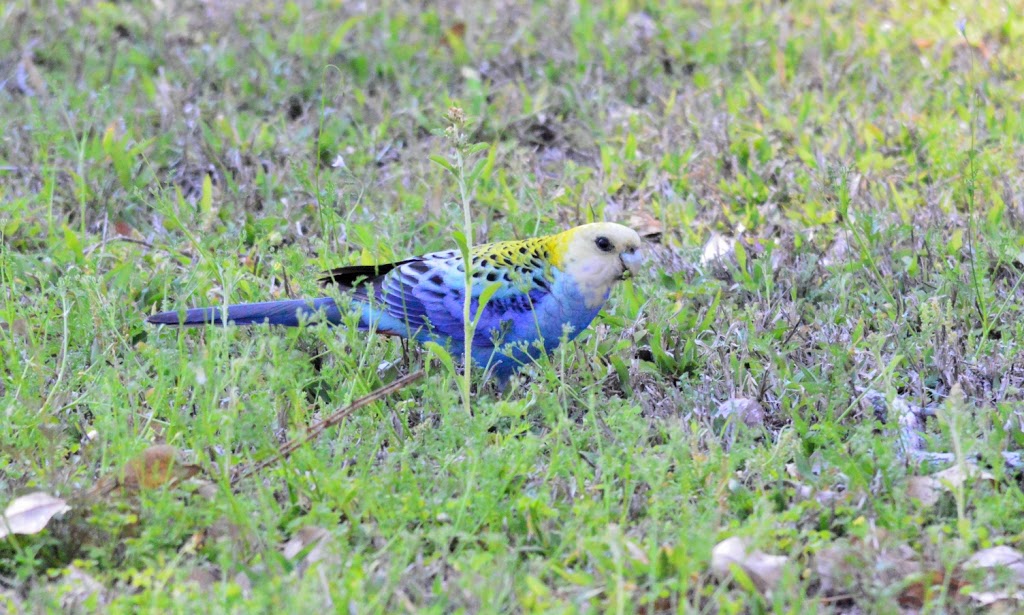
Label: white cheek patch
xmin=579 ymin=261 xmax=605 ymax=276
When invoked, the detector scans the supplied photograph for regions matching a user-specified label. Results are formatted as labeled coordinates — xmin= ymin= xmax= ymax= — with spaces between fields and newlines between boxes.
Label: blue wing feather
xmin=148 ymin=298 xmax=341 ymax=327
xmin=362 ymin=255 xmax=564 ymax=362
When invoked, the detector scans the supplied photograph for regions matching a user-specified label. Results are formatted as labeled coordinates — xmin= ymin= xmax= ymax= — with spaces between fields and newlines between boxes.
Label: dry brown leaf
xmin=627 ymin=211 xmax=663 ymax=243
xmin=897 ymin=570 xmax=967 ymax=609
xmin=0 ymin=492 xmax=71 ymax=539
xmin=122 ymin=444 xmax=200 ymax=490
xmin=91 ymin=445 xmax=201 ymax=497
xmin=282 ymin=526 xmax=334 ymax=575
xmin=112 ymin=220 xmax=138 ymax=238
xmin=624 ymin=538 xmax=650 ymax=565
xmin=710 ymin=536 xmax=788 ymax=595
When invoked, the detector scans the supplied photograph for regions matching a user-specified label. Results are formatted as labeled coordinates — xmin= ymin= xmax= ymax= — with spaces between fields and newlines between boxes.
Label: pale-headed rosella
xmin=147 ymin=222 xmax=644 ymax=380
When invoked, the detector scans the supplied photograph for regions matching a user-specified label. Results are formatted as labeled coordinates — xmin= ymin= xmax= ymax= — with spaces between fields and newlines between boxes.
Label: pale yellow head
xmin=548 ymin=222 xmax=644 ymax=308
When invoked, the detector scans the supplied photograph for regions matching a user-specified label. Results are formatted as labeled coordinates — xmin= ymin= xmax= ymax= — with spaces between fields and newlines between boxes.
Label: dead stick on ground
xmin=230 ymin=370 xmax=424 ymax=486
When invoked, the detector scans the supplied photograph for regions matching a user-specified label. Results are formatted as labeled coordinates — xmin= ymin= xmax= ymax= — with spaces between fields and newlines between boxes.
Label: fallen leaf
xmin=933 ymin=463 xmax=995 ymax=486
xmin=113 ymin=220 xmax=137 ymax=238
xmin=0 ymin=492 xmax=71 ymax=539
xmin=906 ymin=462 xmax=994 ymax=507
xmin=700 ymin=233 xmax=735 ymax=268
xmin=627 ymin=211 xmax=663 ymax=243
xmin=125 ymin=445 xmax=201 ymax=490
xmin=968 ymin=590 xmax=1024 ymax=608
xmin=282 ymin=526 xmax=329 ymax=560
xmin=963 ymin=546 xmax=1024 ymax=607
xmin=906 ymin=476 xmax=942 ymax=507
xmin=282 ymin=526 xmax=335 ymax=576
xmin=715 ymin=398 xmax=765 ymax=428
xmin=624 ymin=538 xmax=650 ymax=565
xmin=90 ymin=445 xmax=201 ymax=497
xmin=965 ymin=546 xmax=1024 ymax=584
xmin=710 ymin=536 xmax=788 ymax=595
xmin=897 ymin=569 xmax=965 ymax=609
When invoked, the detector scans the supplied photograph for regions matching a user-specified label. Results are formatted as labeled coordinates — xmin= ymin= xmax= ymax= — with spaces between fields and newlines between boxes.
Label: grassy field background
xmin=3 ymin=0 xmax=1024 ymax=611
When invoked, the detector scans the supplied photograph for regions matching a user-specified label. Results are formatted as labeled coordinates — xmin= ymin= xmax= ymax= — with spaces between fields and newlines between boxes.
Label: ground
xmin=3 ymin=0 xmax=1024 ymax=612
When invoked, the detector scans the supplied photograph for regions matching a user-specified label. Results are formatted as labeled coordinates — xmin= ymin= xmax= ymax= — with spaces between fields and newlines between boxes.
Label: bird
xmin=147 ymin=222 xmax=644 ymax=381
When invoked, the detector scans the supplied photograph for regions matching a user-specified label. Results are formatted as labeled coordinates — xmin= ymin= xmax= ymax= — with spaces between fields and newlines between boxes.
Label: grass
xmin=3 ymin=0 xmax=1024 ymax=611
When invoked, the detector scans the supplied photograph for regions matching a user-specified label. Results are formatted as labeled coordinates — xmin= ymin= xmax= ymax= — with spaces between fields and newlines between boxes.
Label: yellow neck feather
xmin=470 ymin=228 xmax=577 ymax=270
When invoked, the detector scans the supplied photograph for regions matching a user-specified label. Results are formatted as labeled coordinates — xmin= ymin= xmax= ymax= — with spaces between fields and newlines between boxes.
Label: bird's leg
xmin=400 ymin=338 xmax=410 ymax=370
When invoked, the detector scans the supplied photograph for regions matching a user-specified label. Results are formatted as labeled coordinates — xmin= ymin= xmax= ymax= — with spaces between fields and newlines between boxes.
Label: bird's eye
xmin=595 ymin=236 xmax=614 ymax=252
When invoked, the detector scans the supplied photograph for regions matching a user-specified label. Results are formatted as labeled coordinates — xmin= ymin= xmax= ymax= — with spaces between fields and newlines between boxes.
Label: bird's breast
xmin=546 ymin=272 xmax=606 ymax=334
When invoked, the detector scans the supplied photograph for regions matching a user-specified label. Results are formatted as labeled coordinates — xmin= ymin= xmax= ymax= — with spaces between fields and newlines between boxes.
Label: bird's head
xmin=554 ymin=222 xmax=644 ymax=308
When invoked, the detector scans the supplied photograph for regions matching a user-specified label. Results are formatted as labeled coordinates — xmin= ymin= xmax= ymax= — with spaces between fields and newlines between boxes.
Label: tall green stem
xmin=433 ymin=106 xmax=478 ymax=415
xmin=456 ymin=146 xmax=474 ymax=415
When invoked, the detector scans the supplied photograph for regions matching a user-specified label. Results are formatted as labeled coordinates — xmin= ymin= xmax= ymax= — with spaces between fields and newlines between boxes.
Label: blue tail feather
xmin=147 ymin=298 xmax=341 ymax=327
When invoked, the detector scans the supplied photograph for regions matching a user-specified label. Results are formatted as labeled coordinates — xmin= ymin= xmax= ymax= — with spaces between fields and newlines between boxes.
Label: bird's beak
xmin=620 ymin=248 xmax=643 ymax=276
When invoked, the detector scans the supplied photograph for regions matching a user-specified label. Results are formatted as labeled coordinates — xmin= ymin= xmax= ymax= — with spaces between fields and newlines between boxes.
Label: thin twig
xmin=83 ymin=235 xmax=197 ymax=260
xmin=83 ymin=235 xmax=153 ymax=253
xmin=230 ymin=370 xmax=424 ymax=486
